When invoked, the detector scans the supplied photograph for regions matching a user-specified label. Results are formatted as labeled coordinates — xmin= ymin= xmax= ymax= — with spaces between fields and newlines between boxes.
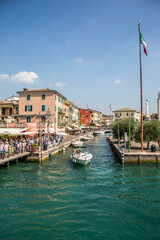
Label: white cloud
xmin=10 ymin=71 xmax=39 ymax=84
xmin=55 ymin=82 xmax=66 ymax=88
xmin=114 ymin=79 xmax=121 ymax=84
xmin=76 ymin=58 xmax=84 ymax=62
xmin=0 ymin=71 xmax=39 ymax=84
xmin=0 ymin=74 xmax=10 ymax=79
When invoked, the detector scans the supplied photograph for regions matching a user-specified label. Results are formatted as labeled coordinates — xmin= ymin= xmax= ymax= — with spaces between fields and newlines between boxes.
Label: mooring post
xmin=122 ymin=148 xmax=124 ymax=165
xmin=38 ymin=146 xmax=41 ymax=163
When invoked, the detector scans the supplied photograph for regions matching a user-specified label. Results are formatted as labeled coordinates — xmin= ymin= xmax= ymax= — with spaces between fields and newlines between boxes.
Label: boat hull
xmin=72 ymin=157 xmax=91 ymax=165
xmin=72 ymin=141 xmax=84 ymax=147
xmin=70 ymin=153 xmax=92 ymax=166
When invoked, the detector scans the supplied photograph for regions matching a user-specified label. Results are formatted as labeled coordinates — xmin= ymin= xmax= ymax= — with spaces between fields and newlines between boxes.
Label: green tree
xmin=134 ymin=120 xmax=160 ymax=149
xmin=111 ymin=117 xmax=136 ymax=140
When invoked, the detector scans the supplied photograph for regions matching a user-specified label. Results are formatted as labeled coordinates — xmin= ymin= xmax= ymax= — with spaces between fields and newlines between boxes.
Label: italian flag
xmin=140 ymin=32 xmax=147 ymax=56
xmin=109 ymin=104 xmax=112 ymax=110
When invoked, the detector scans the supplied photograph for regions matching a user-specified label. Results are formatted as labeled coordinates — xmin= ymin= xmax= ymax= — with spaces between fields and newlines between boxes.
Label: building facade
xmin=112 ymin=108 xmax=140 ymax=121
xmin=90 ymin=110 xmax=102 ymax=125
xmin=16 ymin=88 xmax=66 ymax=129
xmin=0 ymin=98 xmax=19 ymax=123
xmin=79 ymin=109 xmax=92 ymax=125
xmin=101 ymin=115 xmax=113 ymax=127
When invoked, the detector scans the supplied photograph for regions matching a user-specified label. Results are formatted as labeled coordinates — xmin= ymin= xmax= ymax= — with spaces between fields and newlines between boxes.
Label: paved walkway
xmin=118 ymin=140 xmax=160 ymax=153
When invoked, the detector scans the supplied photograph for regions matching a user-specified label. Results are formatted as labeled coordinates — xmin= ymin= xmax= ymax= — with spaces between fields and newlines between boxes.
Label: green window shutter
xmin=25 ymin=106 xmax=27 ymax=112
xmin=27 ymin=95 xmax=30 ymax=100
xmin=42 ymin=105 xmax=45 ymax=111
xmin=30 ymin=105 xmax=32 ymax=111
xmin=42 ymin=94 xmax=45 ymax=100
xmin=55 ymin=106 xmax=56 ymax=111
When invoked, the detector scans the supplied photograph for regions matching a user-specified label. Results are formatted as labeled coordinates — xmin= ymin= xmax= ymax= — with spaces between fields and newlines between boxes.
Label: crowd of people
xmin=0 ymin=133 xmax=64 ymax=159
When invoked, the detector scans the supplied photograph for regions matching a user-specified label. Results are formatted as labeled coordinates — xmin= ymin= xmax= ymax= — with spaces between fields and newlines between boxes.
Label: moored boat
xmin=72 ymin=140 xmax=84 ymax=148
xmin=80 ymin=136 xmax=91 ymax=141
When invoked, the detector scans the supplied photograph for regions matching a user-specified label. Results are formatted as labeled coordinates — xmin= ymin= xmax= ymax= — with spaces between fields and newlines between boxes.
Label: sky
xmin=0 ymin=0 xmax=160 ymax=115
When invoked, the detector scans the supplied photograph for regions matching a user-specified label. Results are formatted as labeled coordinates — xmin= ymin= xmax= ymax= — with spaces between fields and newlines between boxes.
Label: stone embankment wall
xmin=106 ymin=137 xmax=160 ymax=163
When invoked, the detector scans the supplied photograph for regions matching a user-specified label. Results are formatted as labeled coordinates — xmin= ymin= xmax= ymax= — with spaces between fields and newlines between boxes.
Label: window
xmin=42 ymin=105 xmax=45 ymax=111
xmin=86 ymin=115 xmax=88 ymax=118
xmin=126 ymin=113 xmax=128 ymax=116
xmin=55 ymin=95 xmax=57 ymax=101
xmin=120 ymin=113 xmax=122 ymax=116
xmin=58 ymin=96 xmax=60 ymax=102
xmin=42 ymin=94 xmax=45 ymax=100
xmin=61 ymin=98 xmax=63 ymax=103
xmin=16 ymin=106 xmax=19 ymax=112
xmin=25 ymin=105 xmax=32 ymax=112
xmin=131 ymin=113 xmax=133 ymax=116
xmin=27 ymin=117 xmax=31 ymax=123
xmin=55 ymin=106 xmax=56 ymax=111
xmin=41 ymin=116 xmax=45 ymax=122
xmin=58 ymin=106 xmax=61 ymax=112
xmin=27 ymin=94 xmax=31 ymax=100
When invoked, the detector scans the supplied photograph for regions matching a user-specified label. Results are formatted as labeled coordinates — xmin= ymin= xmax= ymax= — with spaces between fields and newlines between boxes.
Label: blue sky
xmin=0 ymin=0 xmax=160 ymax=115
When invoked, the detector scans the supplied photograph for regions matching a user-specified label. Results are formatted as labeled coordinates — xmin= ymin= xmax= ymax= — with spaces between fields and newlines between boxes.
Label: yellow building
xmin=113 ymin=108 xmax=140 ymax=122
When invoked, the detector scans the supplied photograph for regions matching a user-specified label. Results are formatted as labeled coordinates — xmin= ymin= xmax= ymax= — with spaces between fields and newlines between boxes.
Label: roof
xmin=0 ymin=100 xmax=13 ymax=106
xmin=79 ymin=108 xmax=101 ymax=114
xmin=5 ymin=95 xmax=19 ymax=101
xmin=67 ymin=101 xmax=79 ymax=109
xmin=17 ymin=88 xmax=67 ymax=100
xmin=112 ymin=108 xmax=139 ymax=113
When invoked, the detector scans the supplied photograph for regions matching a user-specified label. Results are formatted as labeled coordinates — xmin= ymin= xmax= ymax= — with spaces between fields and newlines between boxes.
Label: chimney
xmin=73 ymin=100 xmax=75 ymax=105
xmin=23 ymin=88 xmax=28 ymax=91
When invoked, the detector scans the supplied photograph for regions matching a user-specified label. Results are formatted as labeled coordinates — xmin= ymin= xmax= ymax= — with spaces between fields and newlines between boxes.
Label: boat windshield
xmin=73 ymin=147 xmax=89 ymax=154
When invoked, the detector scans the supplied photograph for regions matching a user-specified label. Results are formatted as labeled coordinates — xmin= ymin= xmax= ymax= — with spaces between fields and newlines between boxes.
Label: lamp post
xmin=128 ymin=112 xmax=130 ymax=152
xmin=117 ymin=111 xmax=120 ymax=146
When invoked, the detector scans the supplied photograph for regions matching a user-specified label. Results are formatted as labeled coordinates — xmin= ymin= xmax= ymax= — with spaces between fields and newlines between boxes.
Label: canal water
xmin=0 ymin=134 xmax=160 ymax=240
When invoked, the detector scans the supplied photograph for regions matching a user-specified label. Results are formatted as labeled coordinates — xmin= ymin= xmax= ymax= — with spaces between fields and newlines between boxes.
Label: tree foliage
xmin=111 ymin=117 xmax=137 ymax=140
xmin=134 ymin=120 xmax=160 ymax=149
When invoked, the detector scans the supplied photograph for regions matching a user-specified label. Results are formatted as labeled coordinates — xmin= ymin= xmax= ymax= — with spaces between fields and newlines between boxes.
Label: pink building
xmin=16 ymin=88 xmax=66 ymax=129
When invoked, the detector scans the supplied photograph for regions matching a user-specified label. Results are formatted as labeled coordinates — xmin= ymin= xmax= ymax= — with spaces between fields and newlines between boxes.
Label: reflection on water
xmin=0 ymin=134 xmax=160 ymax=240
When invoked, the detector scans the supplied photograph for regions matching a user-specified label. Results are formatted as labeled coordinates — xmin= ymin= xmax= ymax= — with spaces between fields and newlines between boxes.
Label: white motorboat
xmin=80 ymin=136 xmax=91 ymax=141
xmin=72 ymin=140 xmax=84 ymax=148
xmin=93 ymin=130 xmax=105 ymax=136
xmin=87 ymin=134 xmax=94 ymax=139
xmin=70 ymin=149 xmax=93 ymax=165
xmin=93 ymin=131 xmax=101 ymax=136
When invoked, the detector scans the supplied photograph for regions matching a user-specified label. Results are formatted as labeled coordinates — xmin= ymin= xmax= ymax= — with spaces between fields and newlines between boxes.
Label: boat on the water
xmin=105 ymin=129 xmax=113 ymax=133
xmin=80 ymin=136 xmax=91 ymax=141
xmin=70 ymin=148 xmax=93 ymax=165
xmin=87 ymin=134 xmax=94 ymax=139
xmin=93 ymin=130 xmax=105 ymax=136
xmin=72 ymin=140 xmax=84 ymax=148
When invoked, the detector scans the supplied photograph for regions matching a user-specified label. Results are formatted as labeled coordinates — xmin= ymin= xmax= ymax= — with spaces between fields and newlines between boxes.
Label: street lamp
xmin=117 ymin=111 xmax=120 ymax=146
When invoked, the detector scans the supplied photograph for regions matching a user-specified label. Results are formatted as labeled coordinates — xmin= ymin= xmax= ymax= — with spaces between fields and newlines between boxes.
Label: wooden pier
xmin=107 ymin=137 xmax=160 ymax=164
xmin=0 ymin=152 xmax=30 ymax=166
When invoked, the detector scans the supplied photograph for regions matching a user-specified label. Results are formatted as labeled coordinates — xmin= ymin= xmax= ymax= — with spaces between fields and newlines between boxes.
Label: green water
xmin=0 ymin=135 xmax=160 ymax=240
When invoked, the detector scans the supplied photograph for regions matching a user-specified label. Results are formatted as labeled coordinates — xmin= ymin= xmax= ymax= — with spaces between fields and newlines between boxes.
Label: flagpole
xmin=138 ymin=20 xmax=143 ymax=152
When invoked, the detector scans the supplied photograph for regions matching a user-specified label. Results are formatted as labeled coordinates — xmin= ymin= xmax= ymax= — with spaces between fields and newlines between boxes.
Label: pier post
xmin=39 ymin=146 xmax=41 ymax=163
xmin=121 ymin=148 xmax=124 ymax=165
